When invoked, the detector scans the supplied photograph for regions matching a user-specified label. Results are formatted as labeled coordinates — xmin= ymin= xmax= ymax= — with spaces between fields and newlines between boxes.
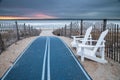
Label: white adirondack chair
xmin=77 ymin=29 xmax=108 ymax=64
xmin=71 ymin=26 xmax=92 ymax=48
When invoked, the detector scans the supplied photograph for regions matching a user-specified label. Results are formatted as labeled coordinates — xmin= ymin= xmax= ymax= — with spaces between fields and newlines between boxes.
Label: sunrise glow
xmin=0 ymin=14 xmax=56 ymax=20
xmin=33 ymin=13 xmax=56 ymax=19
xmin=0 ymin=16 xmax=30 ymax=20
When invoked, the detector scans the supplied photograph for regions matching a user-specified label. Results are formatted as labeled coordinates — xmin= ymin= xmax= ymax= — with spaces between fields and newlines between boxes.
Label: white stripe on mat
xmin=41 ymin=37 xmax=48 ymax=80
xmin=59 ymin=38 xmax=91 ymax=80
xmin=47 ymin=37 xmax=51 ymax=80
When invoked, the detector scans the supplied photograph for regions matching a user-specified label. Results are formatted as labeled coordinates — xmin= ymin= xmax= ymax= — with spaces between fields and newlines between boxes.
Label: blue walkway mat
xmin=1 ymin=36 xmax=92 ymax=80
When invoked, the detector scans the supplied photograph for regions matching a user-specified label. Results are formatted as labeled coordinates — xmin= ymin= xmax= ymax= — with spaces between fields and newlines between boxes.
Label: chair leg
xmin=101 ymin=47 xmax=105 ymax=60
xmin=81 ymin=47 xmax=85 ymax=62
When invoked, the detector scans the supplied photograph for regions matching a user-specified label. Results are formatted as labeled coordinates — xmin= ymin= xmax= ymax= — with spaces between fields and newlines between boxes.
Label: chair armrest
xmin=71 ymin=36 xmax=84 ymax=41
xmin=80 ymin=39 xmax=105 ymax=42
xmin=71 ymin=35 xmax=85 ymax=38
xmin=78 ymin=44 xmax=105 ymax=48
xmin=81 ymin=40 xmax=98 ymax=42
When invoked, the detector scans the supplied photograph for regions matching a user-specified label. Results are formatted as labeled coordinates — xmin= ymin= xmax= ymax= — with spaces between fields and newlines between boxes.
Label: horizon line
xmin=0 ymin=18 xmax=120 ymax=21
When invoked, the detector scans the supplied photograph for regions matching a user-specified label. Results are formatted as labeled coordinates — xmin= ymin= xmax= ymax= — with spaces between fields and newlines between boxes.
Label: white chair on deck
xmin=71 ymin=26 xmax=92 ymax=48
xmin=77 ymin=30 xmax=108 ymax=64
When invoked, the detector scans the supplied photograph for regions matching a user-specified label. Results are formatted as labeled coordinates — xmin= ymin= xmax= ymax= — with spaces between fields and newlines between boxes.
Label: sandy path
xmin=40 ymin=29 xmax=55 ymax=36
xmin=0 ymin=29 xmax=120 ymax=80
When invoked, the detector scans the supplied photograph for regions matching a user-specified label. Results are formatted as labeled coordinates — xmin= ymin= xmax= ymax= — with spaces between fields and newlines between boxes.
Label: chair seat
xmin=77 ymin=48 xmax=95 ymax=57
xmin=71 ymin=38 xmax=84 ymax=48
xmin=71 ymin=41 xmax=78 ymax=48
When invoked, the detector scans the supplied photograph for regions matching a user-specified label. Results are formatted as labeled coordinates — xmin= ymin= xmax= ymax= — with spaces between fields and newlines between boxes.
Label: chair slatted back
xmin=93 ymin=29 xmax=108 ymax=53
xmin=82 ymin=26 xmax=92 ymax=45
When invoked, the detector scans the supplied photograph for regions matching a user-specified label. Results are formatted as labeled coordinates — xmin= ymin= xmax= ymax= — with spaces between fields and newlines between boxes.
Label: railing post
xmin=0 ymin=23 xmax=5 ymax=53
xmin=24 ymin=23 xmax=26 ymax=38
xmin=0 ymin=24 xmax=1 ymax=32
xmin=70 ymin=22 xmax=72 ymax=37
xmin=65 ymin=24 xmax=67 ymax=36
xmin=58 ymin=28 xmax=61 ymax=36
xmin=61 ymin=27 xmax=63 ymax=36
xmin=31 ymin=26 xmax=33 ymax=36
xmin=80 ymin=19 xmax=83 ymax=35
xmin=117 ymin=24 xmax=120 ymax=63
xmin=103 ymin=19 xmax=107 ymax=31
xmin=15 ymin=21 xmax=20 ymax=40
xmin=28 ymin=25 xmax=31 ymax=36
xmin=60 ymin=28 xmax=62 ymax=36
xmin=0 ymin=33 xmax=5 ymax=54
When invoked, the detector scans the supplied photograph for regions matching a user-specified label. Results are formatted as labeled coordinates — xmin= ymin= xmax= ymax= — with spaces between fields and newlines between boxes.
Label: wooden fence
xmin=0 ymin=21 xmax=41 ymax=54
xmin=106 ymin=24 xmax=120 ymax=63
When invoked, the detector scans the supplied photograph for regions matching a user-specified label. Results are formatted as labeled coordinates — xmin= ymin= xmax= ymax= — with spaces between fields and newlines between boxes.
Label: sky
xmin=0 ymin=0 xmax=120 ymax=19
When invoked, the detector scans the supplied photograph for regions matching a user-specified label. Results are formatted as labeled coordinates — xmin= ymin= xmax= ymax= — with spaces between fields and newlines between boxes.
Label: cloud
xmin=27 ymin=13 xmax=57 ymax=19
xmin=0 ymin=0 xmax=120 ymax=19
xmin=0 ymin=0 xmax=2 ymax=3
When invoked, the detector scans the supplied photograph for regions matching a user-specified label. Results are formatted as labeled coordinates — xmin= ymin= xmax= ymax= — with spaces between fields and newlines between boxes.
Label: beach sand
xmin=0 ymin=29 xmax=120 ymax=80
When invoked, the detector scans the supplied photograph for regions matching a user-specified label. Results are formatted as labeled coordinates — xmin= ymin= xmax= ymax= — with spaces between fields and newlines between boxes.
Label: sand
xmin=0 ymin=29 xmax=120 ymax=80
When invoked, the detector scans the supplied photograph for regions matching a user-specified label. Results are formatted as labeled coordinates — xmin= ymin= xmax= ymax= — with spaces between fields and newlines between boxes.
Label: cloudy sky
xmin=0 ymin=0 xmax=120 ymax=19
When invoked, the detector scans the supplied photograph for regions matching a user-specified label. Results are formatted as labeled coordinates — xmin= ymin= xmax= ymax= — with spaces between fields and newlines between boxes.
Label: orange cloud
xmin=0 ymin=16 xmax=30 ymax=20
xmin=0 ymin=14 xmax=56 ymax=20
xmin=31 ymin=13 xmax=56 ymax=19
